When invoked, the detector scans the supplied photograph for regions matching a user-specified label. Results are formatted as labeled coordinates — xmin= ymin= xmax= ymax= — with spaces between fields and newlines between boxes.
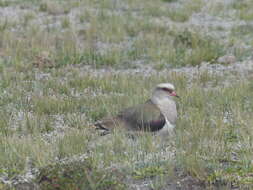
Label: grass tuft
xmin=0 ymin=0 xmax=253 ymax=189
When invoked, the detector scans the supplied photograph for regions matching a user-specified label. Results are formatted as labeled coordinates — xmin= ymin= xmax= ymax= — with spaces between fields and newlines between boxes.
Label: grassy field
xmin=1 ymin=0 xmax=253 ymax=189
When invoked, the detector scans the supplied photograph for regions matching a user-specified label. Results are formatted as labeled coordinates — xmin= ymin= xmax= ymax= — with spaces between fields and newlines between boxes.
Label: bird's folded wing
xmin=94 ymin=100 xmax=166 ymax=132
xmin=118 ymin=100 xmax=166 ymax=131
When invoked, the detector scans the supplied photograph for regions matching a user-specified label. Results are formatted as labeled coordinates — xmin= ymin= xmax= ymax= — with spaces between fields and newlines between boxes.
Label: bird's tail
xmin=94 ymin=122 xmax=108 ymax=130
xmin=92 ymin=117 xmax=123 ymax=135
xmin=93 ymin=122 xmax=110 ymax=136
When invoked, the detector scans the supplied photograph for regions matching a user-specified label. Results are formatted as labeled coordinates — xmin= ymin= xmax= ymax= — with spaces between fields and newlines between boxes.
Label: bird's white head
xmin=152 ymin=83 xmax=179 ymax=99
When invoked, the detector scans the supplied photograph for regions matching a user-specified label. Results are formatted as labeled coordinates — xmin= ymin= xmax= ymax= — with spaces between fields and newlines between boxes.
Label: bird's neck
xmin=151 ymin=94 xmax=173 ymax=106
xmin=151 ymin=95 xmax=177 ymax=124
xmin=151 ymin=90 xmax=173 ymax=104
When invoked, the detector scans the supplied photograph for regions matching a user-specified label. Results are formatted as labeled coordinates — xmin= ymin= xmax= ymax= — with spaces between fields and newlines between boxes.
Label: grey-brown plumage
xmin=94 ymin=83 xmax=179 ymax=134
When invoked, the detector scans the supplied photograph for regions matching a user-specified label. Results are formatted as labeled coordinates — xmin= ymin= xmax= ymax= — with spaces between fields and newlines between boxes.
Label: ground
xmin=0 ymin=0 xmax=253 ymax=189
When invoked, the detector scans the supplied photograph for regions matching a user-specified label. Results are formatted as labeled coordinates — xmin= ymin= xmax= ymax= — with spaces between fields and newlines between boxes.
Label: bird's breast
xmin=157 ymin=99 xmax=177 ymax=124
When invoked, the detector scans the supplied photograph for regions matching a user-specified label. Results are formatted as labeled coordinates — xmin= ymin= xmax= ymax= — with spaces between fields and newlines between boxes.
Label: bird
xmin=94 ymin=83 xmax=179 ymax=135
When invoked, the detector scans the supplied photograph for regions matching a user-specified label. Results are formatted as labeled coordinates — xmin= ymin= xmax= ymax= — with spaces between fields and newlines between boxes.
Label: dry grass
xmin=0 ymin=0 xmax=253 ymax=189
xmin=0 ymin=69 xmax=253 ymax=189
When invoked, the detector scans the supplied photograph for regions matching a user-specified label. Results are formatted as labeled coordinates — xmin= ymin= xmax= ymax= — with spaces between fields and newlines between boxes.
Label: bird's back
xmin=118 ymin=100 xmax=166 ymax=131
xmin=95 ymin=100 xmax=166 ymax=132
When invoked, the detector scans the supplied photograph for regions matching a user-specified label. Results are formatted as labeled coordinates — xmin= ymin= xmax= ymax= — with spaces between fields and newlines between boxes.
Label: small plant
xmin=23 ymin=12 xmax=35 ymax=27
xmin=39 ymin=1 xmax=67 ymax=15
xmin=38 ymin=161 xmax=126 ymax=190
xmin=133 ymin=165 xmax=166 ymax=179
xmin=61 ymin=17 xmax=70 ymax=29
xmin=0 ymin=0 xmax=9 ymax=7
xmin=171 ymin=29 xmax=225 ymax=66
xmin=166 ymin=0 xmax=204 ymax=22
xmin=39 ymin=2 xmax=47 ymax=12
xmin=0 ymin=18 xmax=9 ymax=32
xmin=232 ymin=0 xmax=253 ymax=21
xmin=162 ymin=0 xmax=177 ymax=2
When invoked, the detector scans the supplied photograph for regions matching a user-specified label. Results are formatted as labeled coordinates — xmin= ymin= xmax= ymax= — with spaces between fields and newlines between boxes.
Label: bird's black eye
xmin=161 ymin=88 xmax=173 ymax=93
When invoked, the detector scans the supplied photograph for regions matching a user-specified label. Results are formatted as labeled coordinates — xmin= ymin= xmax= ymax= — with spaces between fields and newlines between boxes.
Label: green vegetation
xmin=0 ymin=0 xmax=253 ymax=189
xmin=232 ymin=0 xmax=253 ymax=21
xmin=0 ymin=70 xmax=253 ymax=189
xmin=38 ymin=161 xmax=126 ymax=190
xmin=0 ymin=0 xmax=245 ymax=69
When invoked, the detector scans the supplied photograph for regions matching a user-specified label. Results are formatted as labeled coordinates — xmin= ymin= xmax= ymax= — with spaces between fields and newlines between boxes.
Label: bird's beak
xmin=171 ymin=91 xmax=180 ymax=98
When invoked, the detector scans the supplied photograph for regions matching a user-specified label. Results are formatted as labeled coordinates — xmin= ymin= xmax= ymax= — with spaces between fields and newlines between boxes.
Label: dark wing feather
xmin=118 ymin=100 xmax=166 ymax=132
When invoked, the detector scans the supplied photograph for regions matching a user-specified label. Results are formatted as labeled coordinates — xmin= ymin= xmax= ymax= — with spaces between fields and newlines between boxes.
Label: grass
xmin=167 ymin=0 xmax=204 ymax=22
xmin=39 ymin=0 xmax=71 ymax=15
xmin=143 ymin=0 xmax=203 ymax=22
xmin=1 ymin=69 xmax=253 ymax=189
xmin=38 ymin=161 xmax=127 ymax=190
xmin=0 ymin=0 xmax=238 ymax=69
xmin=0 ymin=0 xmax=253 ymax=189
xmin=232 ymin=0 xmax=253 ymax=21
xmin=229 ymin=24 xmax=253 ymax=60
